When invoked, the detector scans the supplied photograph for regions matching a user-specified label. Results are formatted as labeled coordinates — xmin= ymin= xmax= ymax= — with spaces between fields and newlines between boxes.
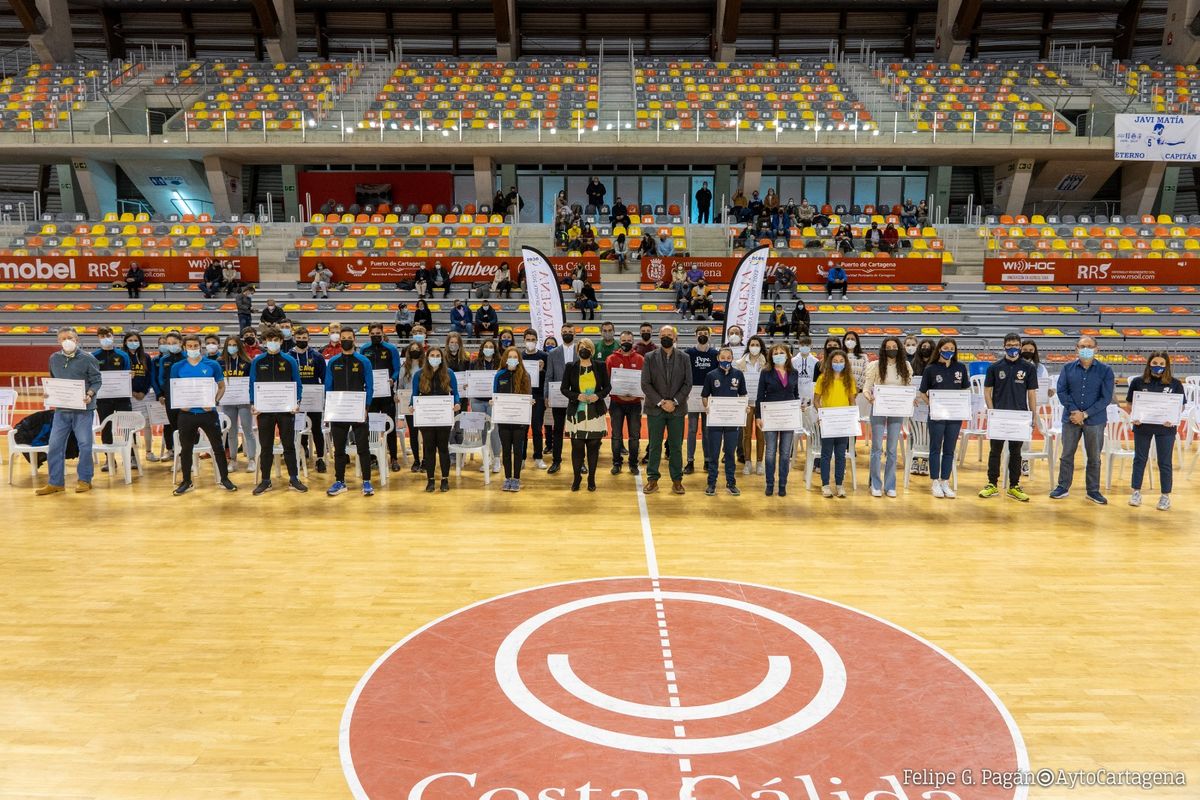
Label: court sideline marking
xmin=634 ymin=473 xmax=692 ymax=774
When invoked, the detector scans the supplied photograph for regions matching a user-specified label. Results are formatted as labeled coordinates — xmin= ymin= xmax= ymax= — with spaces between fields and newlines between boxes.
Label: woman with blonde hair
xmin=561 ymin=336 xmax=611 ymax=491
xmin=412 ymin=344 xmax=461 ymax=492
xmin=813 ymin=348 xmax=858 ymax=498
xmin=493 ymin=346 xmax=533 ymax=491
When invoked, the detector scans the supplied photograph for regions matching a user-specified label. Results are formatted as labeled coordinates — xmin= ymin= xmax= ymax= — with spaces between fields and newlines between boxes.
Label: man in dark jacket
xmin=585 ymin=177 xmax=606 ymax=213
xmin=198 ymin=262 xmax=223 ymax=298
xmin=695 ymin=182 xmax=712 ymax=224
xmin=640 ymin=325 xmax=692 ymax=495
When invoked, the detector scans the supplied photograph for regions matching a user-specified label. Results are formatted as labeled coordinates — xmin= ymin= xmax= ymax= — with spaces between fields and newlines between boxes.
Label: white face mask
xmin=728 ymin=334 xmax=742 ymax=345
xmin=60 ymin=339 xmax=77 ymax=354
xmin=185 ymin=348 xmax=202 ymax=361
xmin=905 ymin=344 xmax=917 ymax=355
xmin=98 ymin=337 xmax=114 ymax=349
xmin=748 ymin=345 xmax=762 ymax=356
xmin=506 ymin=357 xmax=520 ymax=369
xmin=205 ymin=343 xmax=219 ymax=355
xmin=329 ymin=333 xmax=339 ymax=343
xmin=427 ymin=356 xmax=442 ymax=368
xmin=483 ymin=347 xmax=494 ymax=358
xmin=525 ymin=341 xmax=537 ymax=352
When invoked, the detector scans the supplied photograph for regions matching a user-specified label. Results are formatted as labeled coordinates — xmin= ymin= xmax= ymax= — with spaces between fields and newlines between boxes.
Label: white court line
xmin=634 ymin=473 xmax=660 ymax=579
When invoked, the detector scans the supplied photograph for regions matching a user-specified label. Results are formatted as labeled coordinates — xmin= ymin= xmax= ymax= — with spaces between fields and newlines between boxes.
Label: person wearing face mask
xmin=979 ymin=333 xmax=1038 ymax=502
xmin=321 ymin=323 xmax=343 ymax=361
xmin=813 ymin=348 xmax=857 ymax=498
xmin=497 ymin=328 xmax=516 ymax=352
xmin=260 ymin=298 xmax=285 ymax=326
xmin=767 ymin=304 xmax=790 ymax=338
xmin=841 ymin=330 xmax=869 ymax=393
xmin=393 ymin=302 xmax=414 ymax=339
xmin=240 ymin=327 xmax=263 ymax=359
xmin=91 ymin=327 xmax=133 ymax=457
xmin=641 ymin=325 xmax=693 ymax=495
xmin=445 ymin=332 xmax=470 ymax=372
xmin=35 ymin=327 xmax=103 ymax=495
xmin=412 ymin=345 xmax=462 ymax=492
xmin=325 ymin=328 xmax=375 ymax=497
xmin=449 ymin=299 xmax=472 ymax=335
xmin=472 ymin=338 xmax=505 ymax=473
xmin=596 ymin=321 xmax=618 ymax=361
xmin=202 ymin=334 xmax=222 ymax=360
xmin=736 ymin=336 xmax=768 ymax=475
xmin=561 ymin=337 xmax=611 ymax=491
xmin=291 ymin=326 xmax=328 ymax=473
xmin=1019 ymin=339 xmax=1054 ymax=400
xmin=791 ymin=299 xmax=811 ymax=338
xmin=277 ymin=321 xmax=295 ymax=353
xmin=1122 ymin=351 xmax=1184 ymax=510
xmin=606 ymin=329 xmax=645 ymax=475
xmin=903 ymin=335 xmax=919 ymax=366
xmin=122 ymin=332 xmax=156 ymax=462
xmin=791 ymin=336 xmax=820 ymax=407
xmin=398 ymin=342 xmax=425 ymax=472
xmin=409 ymin=324 xmax=429 ymax=353
xmin=701 ymin=346 xmax=748 ymax=496
xmin=544 ymin=324 xmax=579 ymax=474
xmin=634 ymin=322 xmax=657 ymax=356
xmin=154 ymin=331 xmax=187 ymax=462
xmin=474 ymin=300 xmax=499 ymax=338
xmin=683 ymin=326 xmax=716 ymax=475
xmin=910 ymin=338 xmax=937 ymax=377
xmin=863 ymin=336 xmax=912 ymax=497
xmin=493 ymin=346 xmax=534 ymax=491
xmin=723 ymin=325 xmax=745 ymax=360
xmin=169 ymin=334 xmax=237 ymax=495
xmin=413 ymin=299 xmax=434 ymax=333
xmin=758 ymin=343 xmax=800 ymax=496
xmin=360 ymin=323 xmax=403 ymax=472
xmin=520 ymin=330 xmax=550 ymax=468
xmin=236 ymin=285 xmax=254 ymax=332
xmin=1049 ymin=335 xmax=1114 ymax=504
xmin=218 ymin=335 xmax=256 ymax=473
xmin=918 ymin=337 xmax=969 ymax=498
xmin=249 ymin=327 xmax=307 ymax=495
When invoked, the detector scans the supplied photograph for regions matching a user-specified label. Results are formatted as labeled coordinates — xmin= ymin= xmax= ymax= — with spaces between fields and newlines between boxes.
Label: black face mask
xmin=640 ymin=331 xmax=652 ymax=341
xmin=660 ymin=336 xmax=674 ymax=349
xmin=1022 ymin=351 xmax=1036 ymax=361
xmin=370 ymin=335 xmax=383 ymax=345
xmin=296 ymin=339 xmax=309 ymax=349
xmin=341 ymin=340 xmax=355 ymax=352
xmin=410 ymin=349 xmax=421 ymax=358
xmin=697 ymin=335 xmax=709 ymax=345
xmin=620 ymin=341 xmax=633 ymax=352
xmin=579 ymin=349 xmax=593 ymax=360
xmin=243 ymin=337 xmax=256 ymax=346
xmin=561 ymin=332 xmax=575 ymax=344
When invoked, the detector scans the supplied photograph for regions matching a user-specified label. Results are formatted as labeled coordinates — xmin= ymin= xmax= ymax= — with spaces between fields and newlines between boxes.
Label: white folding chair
xmin=448 ymin=412 xmax=493 ymax=483
xmin=365 ymin=412 xmax=394 ymax=486
xmin=0 ymin=387 xmax=17 ymax=464
xmin=803 ymin=413 xmax=858 ymax=490
xmin=7 ymin=428 xmax=48 ymax=486
xmin=273 ymin=414 xmax=311 ymax=479
xmin=1186 ymin=406 xmax=1200 ymax=478
xmin=171 ymin=412 xmax=231 ymax=484
xmin=93 ymin=411 xmax=146 ymax=484
xmin=1103 ymin=412 xmax=1146 ymax=491
xmin=903 ymin=418 xmax=958 ymax=491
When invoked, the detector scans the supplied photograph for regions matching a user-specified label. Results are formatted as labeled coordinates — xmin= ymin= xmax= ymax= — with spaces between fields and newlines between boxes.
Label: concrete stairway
xmin=599 ymin=60 xmax=635 ymax=129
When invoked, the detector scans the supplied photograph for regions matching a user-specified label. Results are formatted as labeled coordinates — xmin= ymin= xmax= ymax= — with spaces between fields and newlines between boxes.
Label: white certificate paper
xmin=759 ymin=400 xmax=802 ymax=432
xmin=97 ymin=370 xmax=132 ymax=399
xmin=221 ymin=376 xmax=250 ymax=406
xmin=547 ymin=381 xmax=568 ymax=409
xmin=253 ymin=382 xmax=297 ymax=413
xmin=324 ymin=391 xmax=366 ymax=423
xmin=609 ymin=367 xmax=644 ymax=397
xmin=1131 ymin=391 xmax=1183 ymax=426
xmin=525 ymin=359 xmax=541 ymax=388
xmin=465 ymin=370 xmax=496 ymax=399
xmin=818 ymin=405 xmax=860 ymax=438
xmin=413 ymin=394 xmax=455 ymax=427
xmin=43 ymin=377 xmax=87 ymax=410
xmin=170 ymin=377 xmax=217 ymax=409
xmin=372 ymin=369 xmax=392 ymax=397
xmin=299 ymin=384 xmax=325 ymax=413
xmin=929 ymin=390 xmax=971 ymax=421
xmin=687 ymin=385 xmax=706 ymax=413
xmin=871 ymin=385 xmax=917 ymax=418
xmin=706 ymin=396 xmax=748 ymax=427
xmin=986 ymin=409 xmax=1032 ymax=442
xmin=491 ymin=393 xmax=533 ymax=425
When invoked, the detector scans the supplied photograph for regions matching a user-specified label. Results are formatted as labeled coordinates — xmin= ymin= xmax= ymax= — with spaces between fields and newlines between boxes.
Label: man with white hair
xmin=36 ymin=327 xmax=102 ymax=495
xmin=1050 ymin=335 xmax=1114 ymax=504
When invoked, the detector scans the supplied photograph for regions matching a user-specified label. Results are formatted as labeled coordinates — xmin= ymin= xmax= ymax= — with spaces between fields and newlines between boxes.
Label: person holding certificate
xmin=325 ymin=328 xmax=375 ymax=497
xmin=736 ymin=337 xmax=768 ymax=476
xmin=863 ymin=337 xmax=912 ymax=498
xmin=249 ymin=328 xmax=307 ymax=495
xmin=35 ymin=327 xmax=102 ymax=496
xmin=641 ymin=325 xmax=692 ymax=495
xmin=813 ymin=349 xmax=858 ymax=498
xmin=219 ymin=336 xmax=256 ymax=473
xmin=398 ymin=344 xmax=425 ymax=473
xmin=1122 ymin=352 xmax=1185 ymax=511
xmin=153 ymin=331 xmax=187 ymax=464
xmin=701 ymin=347 xmax=748 ymax=496
xmin=544 ymin=325 xmax=578 ymax=475
xmin=606 ymin=331 xmax=645 ymax=476
xmin=122 ymin=332 xmax=157 ymax=464
xmin=521 ymin=330 xmax=550 ymax=470
xmin=562 ymin=338 xmax=611 ymax=492
xmin=1049 ymin=336 xmax=1114 ymax=505
xmin=292 ymin=327 xmax=328 ymax=474
xmin=412 ymin=345 xmax=461 ymax=493
xmin=979 ymin=333 xmax=1038 ymax=502
xmin=92 ymin=327 xmax=133 ymax=456
xmin=681 ymin=326 xmax=716 ymax=475
xmin=471 ymin=339 xmax=504 ymax=474
xmin=918 ymin=338 xmax=970 ymax=498
xmin=757 ymin=343 xmax=800 ymax=497
xmin=493 ymin=348 xmax=534 ymax=491
xmin=169 ymin=334 xmax=237 ymax=495
xmin=360 ymin=323 xmax=403 ymax=472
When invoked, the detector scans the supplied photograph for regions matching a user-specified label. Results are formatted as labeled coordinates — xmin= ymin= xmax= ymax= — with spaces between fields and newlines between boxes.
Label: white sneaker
xmin=886 ymin=489 xmax=897 ymax=498
xmin=835 ymin=485 xmax=847 ymax=498
xmin=931 ymin=481 xmax=945 ymax=498
xmin=479 ymin=462 xmax=487 ymax=472
xmin=1157 ymin=494 xmax=1171 ymax=511
xmin=1129 ymin=490 xmax=1142 ymax=507
xmin=493 ymin=461 xmax=502 ymax=473
xmin=742 ymin=463 xmax=751 ymax=475
xmin=870 ymin=488 xmax=882 ymax=497
xmin=821 ymin=485 xmax=833 ymax=498
xmin=535 ymin=459 xmax=548 ymax=469
xmin=755 ymin=462 xmax=764 ymax=475
xmin=940 ymin=480 xmax=956 ymax=499
xmin=245 ymin=459 xmax=256 ymax=473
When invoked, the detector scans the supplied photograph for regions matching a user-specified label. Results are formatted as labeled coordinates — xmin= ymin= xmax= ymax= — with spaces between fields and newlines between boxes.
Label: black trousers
xmin=125 ymin=283 xmax=141 ymax=298
xmin=257 ymin=411 xmax=298 ymax=481
xmin=369 ymin=397 xmax=398 ymax=459
xmin=421 ymin=426 xmax=452 ymax=478
xmin=97 ymin=397 xmax=132 ymax=444
xmin=405 ymin=414 xmax=421 ymax=464
xmin=530 ymin=396 xmax=546 ymax=460
xmin=394 ymin=324 xmax=412 ymax=338
xmin=571 ymin=437 xmax=602 ymax=483
xmin=987 ymin=439 xmax=1023 ymax=487
xmin=696 ymin=206 xmax=710 ymax=224
xmin=164 ymin=405 xmax=180 ymax=452
xmin=498 ymin=423 xmax=529 ymax=479
xmin=178 ymin=410 xmax=229 ymax=481
xmin=305 ymin=412 xmax=326 ymax=458
xmin=331 ymin=421 xmax=371 ymax=482
xmin=550 ymin=407 xmax=567 ymax=464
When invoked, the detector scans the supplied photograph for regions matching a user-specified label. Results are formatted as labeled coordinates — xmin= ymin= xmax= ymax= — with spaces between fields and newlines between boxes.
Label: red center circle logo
xmin=342 ymin=578 xmax=1027 ymax=799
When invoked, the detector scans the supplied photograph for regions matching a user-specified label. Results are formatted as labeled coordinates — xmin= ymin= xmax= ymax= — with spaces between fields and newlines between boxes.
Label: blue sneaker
xmin=1086 ymin=490 xmax=1108 ymax=505
xmin=1049 ymin=485 xmax=1070 ymax=499
xmin=502 ymin=478 xmax=514 ymax=492
xmin=326 ymin=481 xmax=347 ymax=496
xmin=512 ymin=479 xmax=521 ymax=492
xmin=362 ymin=481 xmax=374 ymax=497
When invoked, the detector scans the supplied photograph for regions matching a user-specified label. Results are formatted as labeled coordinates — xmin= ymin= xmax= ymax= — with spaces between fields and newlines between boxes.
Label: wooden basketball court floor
xmin=0 ymin=444 xmax=1196 ymax=799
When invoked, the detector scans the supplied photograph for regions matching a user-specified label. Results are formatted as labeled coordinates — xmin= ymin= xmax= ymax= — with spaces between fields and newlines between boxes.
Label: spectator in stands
xmin=791 ymin=300 xmax=811 ymax=337
xmin=635 ymin=322 xmax=657 ymax=356
xmin=446 ymin=299 xmax=470 ymax=335
xmin=613 ymin=234 xmax=629 ymax=273
xmin=492 ymin=189 xmax=507 ymax=215
xmin=767 ymin=304 xmax=790 ymax=337
xmin=901 ymin=199 xmax=918 ymax=228
xmin=488 ymin=262 xmax=512 ymax=299
xmin=431 ymin=261 xmax=452 ymax=297
xmin=221 ymin=262 xmax=243 ymax=297
xmin=641 ymin=325 xmax=691 ymax=495
xmin=834 ymin=223 xmax=855 ymax=253
xmin=309 ymin=262 xmax=333 ymax=298
xmin=763 ymin=188 xmax=780 ymax=213
xmin=475 ymin=299 xmax=499 ymax=337
xmin=123 ymin=262 xmax=146 ymax=299
xmin=863 ymin=222 xmax=884 ymax=251
xmin=413 ymin=299 xmax=434 ymax=332
xmin=1050 ymin=336 xmax=1113 ymax=505
xmin=979 ymin=333 xmax=1037 ymax=502
xmin=567 ymin=220 xmax=583 ymax=251
xmin=236 ymin=285 xmax=254 ymax=331
xmin=729 ymin=188 xmax=747 ymax=221
xmin=916 ymin=200 xmax=929 ymax=227
xmin=638 ymin=233 xmax=658 ymax=260
xmin=656 ymin=232 xmax=675 ymax=257
xmin=1122 ymin=352 xmax=1184 ymax=511
xmin=796 ymin=199 xmax=815 ymax=227
xmin=260 ymin=299 xmax=286 ymax=326
xmin=747 ymin=191 xmax=764 ymax=220
xmin=575 ymin=281 xmax=598 ymax=320
xmin=610 ymin=197 xmax=630 ymax=227
xmin=769 ymin=206 xmax=789 ymax=238
xmin=35 ymin=328 xmax=102 ymax=496
xmin=881 ymin=222 xmax=900 ymax=253
xmin=734 ymin=223 xmax=755 ymax=249
xmin=819 ymin=264 xmax=848 ymax=299
xmin=580 ymin=226 xmax=598 ymax=254
xmin=669 ymin=264 xmax=689 ymax=305
xmin=199 ymin=262 xmax=223 ymax=298
xmin=505 ymin=186 xmax=524 ymax=219
xmin=569 ymin=263 xmax=589 ymax=296
xmin=394 ymin=302 xmax=414 ymax=339
xmin=695 ymin=182 xmax=712 ymax=224
xmin=771 ymin=265 xmax=798 ymax=300
xmin=688 ymin=280 xmax=714 ymax=320
xmin=554 ymin=190 xmax=568 ymax=218
xmin=585 ymin=178 xmax=606 ymax=215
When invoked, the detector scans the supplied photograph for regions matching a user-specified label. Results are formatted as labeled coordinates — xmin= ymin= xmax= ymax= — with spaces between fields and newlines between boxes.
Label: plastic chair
xmin=273 ymin=413 xmax=310 ymax=479
xmin=448 ymin=412 xmax=493 ymax=483
xmin=171 ymin=412 xmax=231 ymax=484
xmin=7 ymin=428 xmax=49 ymax=486
xmin=92 ymin=411 xmax=146 ymax=484
xmin=803 ymin=413 xmax=858 ymax=490
xmin=0 ymin=387 xmax=16 ymax=464
xmin=903 ymin=418 xmax=957 ymax=491
xmin=366 ymin=412 xmax=394 ymax=487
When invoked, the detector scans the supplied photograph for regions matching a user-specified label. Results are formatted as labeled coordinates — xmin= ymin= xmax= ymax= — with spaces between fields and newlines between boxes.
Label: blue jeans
xmin=1132 ymin=425 xmax=1176 ymax=493
xmin=869 ymin=415 xmax=902 ymax=492
xmin=49 ymin=408 xmax=94 ymax=486
xmin=927 ymin=420 xmax=962 ymax=480
xmin=706 ymin=426 xmax=740 ymax=487
xmin=764 ymin=429 xmax=794 ymax=490
xmin=686 ymin=411 xmax=705 ymax=463
xmin=1057 ymin=422 xmax=1104 ymax=493
xmin=819 ymin=435 xmax=849 ymax=485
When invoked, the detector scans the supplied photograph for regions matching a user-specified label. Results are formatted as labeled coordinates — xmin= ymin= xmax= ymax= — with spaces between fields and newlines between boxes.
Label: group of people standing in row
xmin=35 ymin=320 xmax=1188 ymax=511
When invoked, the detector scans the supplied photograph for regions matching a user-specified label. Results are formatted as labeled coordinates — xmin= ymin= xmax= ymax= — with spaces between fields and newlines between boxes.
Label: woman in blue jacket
xmin=757 ymin=342 xmax=800 ymax=496
xmin=412 ymin=345 xmax=461 ymax=493
xmin=1122 ymin=351 xmax=1186 ymax=511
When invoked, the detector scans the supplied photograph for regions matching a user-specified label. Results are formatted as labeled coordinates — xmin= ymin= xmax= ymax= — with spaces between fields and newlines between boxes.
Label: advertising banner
xmin=522 ymin=246 xmax=565 ymax=349
xmin=1115 ymin=114 xmax=1200 ymax=161
xmin=0 ymin=254 xmax=260 ymax=283
xmin=983 ymin=256 xmax=1195 ymax=285
xmin=299 ymin=255 xmax=600 ymax=284
xmin=639 ymin=255 xmax=943 ymax=284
